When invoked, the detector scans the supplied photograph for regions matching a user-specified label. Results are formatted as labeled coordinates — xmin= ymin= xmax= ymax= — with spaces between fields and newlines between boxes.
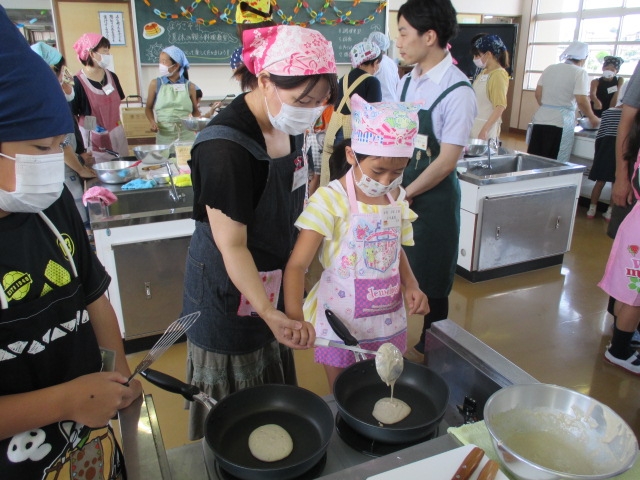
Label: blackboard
xmin=448 ymin=24 xmax=518 ymax=79
xmin=133 ymin=0 xmax=387 ymax=65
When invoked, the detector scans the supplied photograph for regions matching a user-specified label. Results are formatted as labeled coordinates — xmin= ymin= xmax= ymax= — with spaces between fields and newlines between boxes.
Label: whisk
xmin=127 ymin=311 xmax=200 ymax=383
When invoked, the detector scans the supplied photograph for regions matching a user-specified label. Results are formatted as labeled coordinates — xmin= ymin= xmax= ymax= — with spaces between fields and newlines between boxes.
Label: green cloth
xmin=448 ymin=421 xmax=640 ymax=480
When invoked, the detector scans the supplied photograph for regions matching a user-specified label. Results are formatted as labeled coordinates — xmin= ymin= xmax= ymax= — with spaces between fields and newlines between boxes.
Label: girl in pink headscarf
xmin=70 ymin=33 xmax=129 ymax=163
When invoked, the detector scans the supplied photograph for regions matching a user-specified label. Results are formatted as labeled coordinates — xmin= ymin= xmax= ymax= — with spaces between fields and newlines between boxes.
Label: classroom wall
xmin=5 ymin=0 xmax=536 ymax=128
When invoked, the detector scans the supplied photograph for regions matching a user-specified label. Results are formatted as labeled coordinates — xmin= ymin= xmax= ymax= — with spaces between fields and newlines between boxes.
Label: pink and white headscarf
xmin=350 ymin=94 xmax=424 ymax=158
xmin=242 ymin=25 xmax=336 ymax=76
xmin=73 ymin=33 xmax=104 ymax=62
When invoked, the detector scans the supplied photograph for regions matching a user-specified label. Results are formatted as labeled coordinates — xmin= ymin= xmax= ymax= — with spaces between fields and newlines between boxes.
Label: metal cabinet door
xmin=113 ymin=236 xmax=190 ymax=339
xmin=475 ymin=186 xmax=577 ymax=271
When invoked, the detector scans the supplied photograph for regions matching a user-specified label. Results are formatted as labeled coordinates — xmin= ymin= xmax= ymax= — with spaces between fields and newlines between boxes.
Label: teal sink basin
xmin=457 ymin=153 xmax=585 ymax=185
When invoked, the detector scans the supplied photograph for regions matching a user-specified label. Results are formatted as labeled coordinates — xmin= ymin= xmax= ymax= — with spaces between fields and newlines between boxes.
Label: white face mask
xmin=159 ymin=63 xmax=173 ymax=77
xmin=602 ymin=70 xmax=616 ymax=79
xmin=266 ymin=87 xmax=326 ymax=136
xmin=96 ymin=52 xmax=113 ymax=71
xmin=0 ymin=152 xmax=65 ymax=213
xmin=352 ymin=158 xmax=404 ymax=198
xmin=473 ymin=56 xmax=486 ymax=69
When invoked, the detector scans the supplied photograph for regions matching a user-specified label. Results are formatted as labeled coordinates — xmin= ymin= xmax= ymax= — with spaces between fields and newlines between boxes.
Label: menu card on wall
xmin=100 ymin=11 xmax=125 ymax=46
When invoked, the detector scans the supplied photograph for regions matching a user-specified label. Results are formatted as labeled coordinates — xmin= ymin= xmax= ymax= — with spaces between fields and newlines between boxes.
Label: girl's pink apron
xmin=599 ymin=153 xmax=640 ymax=306
xmin=314 ymin=169 xmax=407 ymax=367
xmin=76 ymin=70 xmax=129 ymax=163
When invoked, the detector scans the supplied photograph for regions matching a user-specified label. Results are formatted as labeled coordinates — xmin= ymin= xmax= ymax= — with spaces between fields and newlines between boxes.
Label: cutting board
xmin=367 ymin=444 xmax=509 ymax=480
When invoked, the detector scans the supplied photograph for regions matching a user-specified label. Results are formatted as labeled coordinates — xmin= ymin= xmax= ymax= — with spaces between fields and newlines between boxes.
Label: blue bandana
xmin=603 ymin=56 xmax=623 ymax=71
xmin=474 ymin=34 xmax=507 ymax=58
xmin=230 ymin=47 xmax=243 ymax=69
xmin=0 ymin=6 xmax=73 ymax=142
xmin=162 ymin=45 xmax=189 ymax=76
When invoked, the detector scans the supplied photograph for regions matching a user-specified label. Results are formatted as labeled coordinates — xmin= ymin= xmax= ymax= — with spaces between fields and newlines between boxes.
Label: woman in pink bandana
xmin=181 ymin=25 xmax=338 ymax=440
xmin=70 ymin=33 xmax=129 ymax=163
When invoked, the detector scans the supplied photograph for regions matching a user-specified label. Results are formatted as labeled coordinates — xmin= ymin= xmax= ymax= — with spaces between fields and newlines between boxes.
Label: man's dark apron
xmin=183 ymin=125 xmax=305 ymax=354
xmin=0 ymin=212 xmax=123 ymax=480
xmin=400 ymin=78 xmax=472 ymax=298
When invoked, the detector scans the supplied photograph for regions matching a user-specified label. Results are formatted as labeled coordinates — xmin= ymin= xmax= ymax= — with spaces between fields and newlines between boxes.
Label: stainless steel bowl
xmin=466 ymin=138 xmax=490 ymax=156
xmin=484 ymin=384 xmax=638 ymax=480
xmin=180 ymin=117 xmax=210 ymax=132
xmin=133 ymin=144 xmax=172 ymax=164
xmin=578 ymin=117 xmax=597 ymax=130
xmin=93 ymin=160 xmax=140 ymax=184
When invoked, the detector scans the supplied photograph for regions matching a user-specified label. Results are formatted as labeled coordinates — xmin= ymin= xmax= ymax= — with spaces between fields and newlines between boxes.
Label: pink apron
xmin=76 ymin=70 xmax=129 ymax=163
xmin=599 ymin=154 xmax=640 ymax=306
xmin=314 ymin=169 xmax=407 ymax=367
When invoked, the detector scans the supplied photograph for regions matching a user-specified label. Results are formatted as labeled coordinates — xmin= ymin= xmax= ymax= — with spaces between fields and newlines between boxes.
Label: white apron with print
xmin=314 ymin=170 xmax=405 ymax=343
xmin=471 ymin=73 xmax=501 ymax=140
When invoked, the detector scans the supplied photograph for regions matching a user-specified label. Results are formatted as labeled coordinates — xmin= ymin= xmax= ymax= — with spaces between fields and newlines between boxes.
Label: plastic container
xmin=175 ymin=141 xmax=193 ymax=173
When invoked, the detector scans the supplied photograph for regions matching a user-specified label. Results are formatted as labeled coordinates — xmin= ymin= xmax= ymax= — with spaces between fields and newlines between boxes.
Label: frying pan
xmin=141 ymin=369 xmax=333 ymax=479
xmin=334 ymin=359 xmax=449 ymax=444
xmin=325 ymin=309 xmax=449 ymax=444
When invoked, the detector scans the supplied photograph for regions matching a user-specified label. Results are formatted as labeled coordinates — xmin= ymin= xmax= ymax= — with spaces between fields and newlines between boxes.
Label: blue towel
xmin=121 ymin=178 xmax=157 ymax=190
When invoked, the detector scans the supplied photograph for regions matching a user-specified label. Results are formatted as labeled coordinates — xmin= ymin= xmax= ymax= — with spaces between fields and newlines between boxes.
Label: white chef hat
xmin=560 ymin=41 xmax=589 ymax=61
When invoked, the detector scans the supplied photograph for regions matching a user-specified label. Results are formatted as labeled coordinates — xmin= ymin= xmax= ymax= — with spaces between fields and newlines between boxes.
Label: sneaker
xmin=603 ymin=206 xmax=612 ymax=222
xmin=631 ymin=330 xmax=640 ymax=349
xmin=604 ymin=348 xmax=640 ymax=375
xmin=586 ymin=204 xmax=597 ymax=218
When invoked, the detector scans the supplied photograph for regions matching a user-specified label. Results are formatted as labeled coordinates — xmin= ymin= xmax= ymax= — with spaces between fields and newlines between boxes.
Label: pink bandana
xmin=350 ymin=94 xmax=424 ymax=158
xmin=73 ymin=33 xmax=103 ymax=62
xmin=242 ymin=25 xmax=336 ymax=76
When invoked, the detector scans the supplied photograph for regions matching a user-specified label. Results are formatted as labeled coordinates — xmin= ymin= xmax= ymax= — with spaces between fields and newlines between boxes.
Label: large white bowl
xmin=484 ymin=384 xmax=637 ymax=480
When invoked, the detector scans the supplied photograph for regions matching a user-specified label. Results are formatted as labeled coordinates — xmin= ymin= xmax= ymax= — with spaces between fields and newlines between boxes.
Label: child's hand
xmin=404 ymin=287 xmax=429 ymax=315
xmin=65 ymin=372 xmax=137 ymax=428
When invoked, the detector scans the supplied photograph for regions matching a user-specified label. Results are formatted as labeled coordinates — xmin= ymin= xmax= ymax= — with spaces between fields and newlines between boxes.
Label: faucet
xmin=164 ymin=162 xmax=185 ymax=202
xmin=486 ymin=138 xmax=498 ymax=169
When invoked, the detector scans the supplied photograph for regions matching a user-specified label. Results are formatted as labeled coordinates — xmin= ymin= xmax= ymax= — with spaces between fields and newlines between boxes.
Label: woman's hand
xmin=262 ymin=307 xmax=313 ymax=349
xmin=64 ymin=372 xmax=137 ymax=428
xmin=404 ymin=285 xmax=429 ymax=316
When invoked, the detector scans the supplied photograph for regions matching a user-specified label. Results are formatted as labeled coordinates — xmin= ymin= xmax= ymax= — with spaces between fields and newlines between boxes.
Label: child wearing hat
xmin=590 ymin=56 xmax=625 ymax=118
xmin=284 ymin=94 xmax=429 ymax=390
xmin=0 ymin=6 xmax=141 ymax=478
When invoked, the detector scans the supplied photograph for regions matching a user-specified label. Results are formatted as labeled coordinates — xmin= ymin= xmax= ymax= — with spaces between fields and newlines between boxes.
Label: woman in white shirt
xmin=527 ymin=41 xmax=600 ymax=163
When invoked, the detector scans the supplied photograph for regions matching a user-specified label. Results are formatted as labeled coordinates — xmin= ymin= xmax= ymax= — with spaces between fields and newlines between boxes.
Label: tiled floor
xmin=127 ymin=131 xmax=640 ymax=451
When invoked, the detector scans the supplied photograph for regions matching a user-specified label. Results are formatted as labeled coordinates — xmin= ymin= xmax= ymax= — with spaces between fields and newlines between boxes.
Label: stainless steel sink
xmin=457 ymin=152 xmax=585 ymax=185
xmin=88 ymin=186 xmax=194 ymax=229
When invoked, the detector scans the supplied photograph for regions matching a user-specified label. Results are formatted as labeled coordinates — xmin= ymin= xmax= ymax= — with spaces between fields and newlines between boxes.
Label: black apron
xmin=0 ymin=213 xmax=123 ymax=479
xmin=400 ymin=77 xmax=472 ymax=298
xmin=183 ymin=125 xmax=305 ymax=354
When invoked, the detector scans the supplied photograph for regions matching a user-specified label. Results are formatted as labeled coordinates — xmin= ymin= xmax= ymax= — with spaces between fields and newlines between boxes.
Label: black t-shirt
xmin=0 ymin=188 xmax=110 ymax=308
xmin=335 ymin=68 xmax=382 ymax=114
xmin=190 ymin=93 xmax=296 ymax=224
xmin=70 ymin=70 xmax=126 ymax=117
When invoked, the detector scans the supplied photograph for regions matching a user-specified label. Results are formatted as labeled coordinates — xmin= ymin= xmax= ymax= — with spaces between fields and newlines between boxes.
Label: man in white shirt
xmin=368 ymin=31 xmax=399 ymax=102
xmin=395 ymin=0 xmax=477 ymax=354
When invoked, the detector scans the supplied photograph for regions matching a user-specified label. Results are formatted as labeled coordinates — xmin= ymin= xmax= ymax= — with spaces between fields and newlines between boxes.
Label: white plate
xmin=367 ymin=444 xmax=508 ymax=480
xmin=143 ymin=23 xmax=165 ymax=39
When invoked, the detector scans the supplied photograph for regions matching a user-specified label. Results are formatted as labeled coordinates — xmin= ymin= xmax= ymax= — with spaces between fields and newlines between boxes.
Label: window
xmin=525 ymin=0 xmax=640 ymax=89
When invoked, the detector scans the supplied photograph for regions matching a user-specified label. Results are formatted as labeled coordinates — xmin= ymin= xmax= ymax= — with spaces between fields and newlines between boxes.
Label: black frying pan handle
xmin=325 ymin=309 xmax=359 ymax=346
xmin=141 ymin=368 xmax=200 ymax=402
